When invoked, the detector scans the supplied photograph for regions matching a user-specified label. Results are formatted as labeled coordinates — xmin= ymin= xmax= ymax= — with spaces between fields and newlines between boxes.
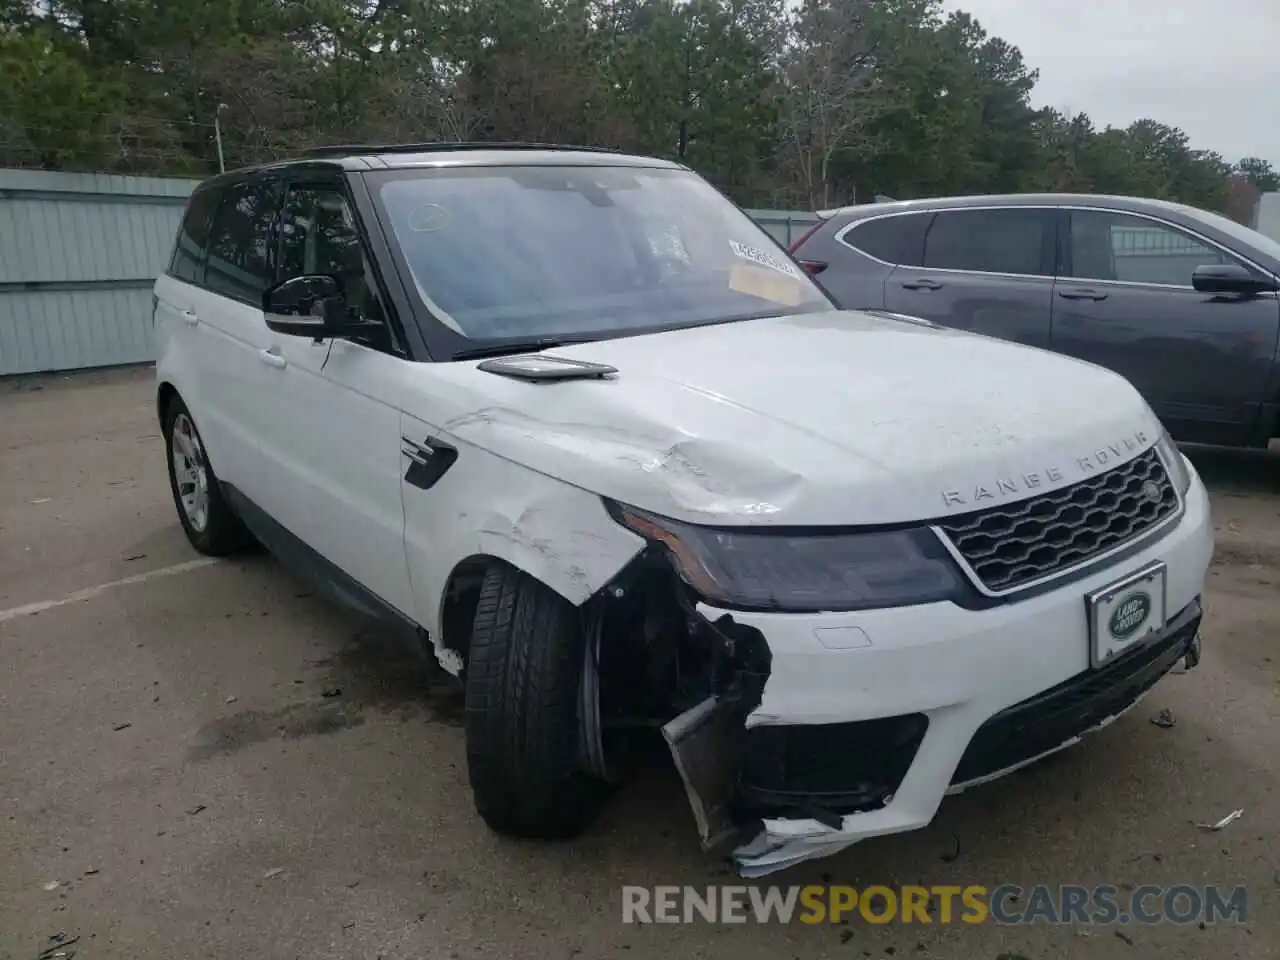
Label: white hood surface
xmin=438 ymin=310 xmax=1162 ymax=527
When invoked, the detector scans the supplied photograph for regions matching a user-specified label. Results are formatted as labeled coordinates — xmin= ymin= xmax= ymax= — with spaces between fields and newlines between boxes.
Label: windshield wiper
xmin=452 ymin=336 xmax=594 ymax=361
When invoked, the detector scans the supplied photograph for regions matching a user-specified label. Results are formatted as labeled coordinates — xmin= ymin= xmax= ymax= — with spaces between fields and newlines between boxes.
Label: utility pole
xmin=214 ymin=103 xmax=229 ymax=173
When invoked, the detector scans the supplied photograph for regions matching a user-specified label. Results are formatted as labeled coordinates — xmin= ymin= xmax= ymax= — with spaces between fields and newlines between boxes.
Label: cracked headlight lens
xmin=609 ymin=503 xmax=965 ymax=612
xmin=1156 ymin=427 xmax=1191 ymax=496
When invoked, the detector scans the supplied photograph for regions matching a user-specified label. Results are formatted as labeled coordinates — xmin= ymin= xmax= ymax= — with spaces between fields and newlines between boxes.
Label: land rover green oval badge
xmin=1109 ymin=591 xmax=1152 ymax=639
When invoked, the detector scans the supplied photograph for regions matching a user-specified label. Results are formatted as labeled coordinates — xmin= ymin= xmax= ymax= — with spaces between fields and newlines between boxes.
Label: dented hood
xmin=437 ymin=310 xmax=1163 ymax=526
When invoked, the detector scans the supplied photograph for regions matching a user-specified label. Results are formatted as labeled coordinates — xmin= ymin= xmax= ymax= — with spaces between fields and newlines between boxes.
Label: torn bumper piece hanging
xmin=661 ymin=695 xmax=749 ymax=853
xmin=662 ymin=695 xmax=928 ymax=877
xmin=733 ymin=820 xmax=864 ymax=877
xmin=660 ymin=710 xmax=899 ymax=879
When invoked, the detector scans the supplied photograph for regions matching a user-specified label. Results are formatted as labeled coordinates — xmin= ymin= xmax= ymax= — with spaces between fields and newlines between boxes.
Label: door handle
xmin=1057 ymin=288 xmax=1109 ymax=301
xmin=258 ymin=348 xmax=287 ymax=369
xmin=180 ymin=309 xmax=200 ymax=326
xmin=901 ymin=278 xmax=943 ymax=291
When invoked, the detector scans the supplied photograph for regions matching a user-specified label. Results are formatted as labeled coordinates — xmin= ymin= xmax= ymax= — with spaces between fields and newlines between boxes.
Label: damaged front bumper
xmin=663 ymin=475 xmax=1213 ymax=877
xmin=728 ymin=603 xmax=1201 ymax=876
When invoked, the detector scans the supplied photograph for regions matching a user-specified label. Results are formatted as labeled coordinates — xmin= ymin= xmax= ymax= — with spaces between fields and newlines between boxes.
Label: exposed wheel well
xmin=439 ymin=555 xmax=499 ymax=667
xmin=157 ymin=381 xmax=179 ymax=427
xmin=441 ymin=549 xmax=774 ymax=843
xmin=438 ymin=551 xmax=771 ymax=712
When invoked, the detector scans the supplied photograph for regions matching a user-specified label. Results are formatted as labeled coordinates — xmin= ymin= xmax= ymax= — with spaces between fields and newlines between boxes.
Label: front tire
xmin=464 ymin=562 xmax=610 ymax=838
xmin=162 ymin=395 xmax=252 ymax=556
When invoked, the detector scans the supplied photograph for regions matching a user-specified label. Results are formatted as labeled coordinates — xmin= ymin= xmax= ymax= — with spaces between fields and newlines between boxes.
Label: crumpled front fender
xmin=442 ymin=404 xmax=808 ymax=522
xmin=400 ymin=411 xmax=646 ymax=674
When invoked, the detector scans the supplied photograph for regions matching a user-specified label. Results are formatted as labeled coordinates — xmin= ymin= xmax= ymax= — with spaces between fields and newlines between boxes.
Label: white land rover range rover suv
xmin=154 ymin=143 xmax=1212 ymax=876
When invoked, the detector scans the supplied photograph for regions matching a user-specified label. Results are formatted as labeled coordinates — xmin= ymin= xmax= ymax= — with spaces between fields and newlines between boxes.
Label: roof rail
xmin=297 ymin=141 xmax=625 ymax=159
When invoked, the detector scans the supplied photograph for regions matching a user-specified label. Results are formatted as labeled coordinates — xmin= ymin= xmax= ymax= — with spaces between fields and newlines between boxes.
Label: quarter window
xmin=204 ymin=179 xmax=280 ymax=302
xmin=842 ymin=213 xmax=930 ymax=266
xmin=168 ymin=186 xmax=221 ymax=284
xmin=923 ymin=209 xmax=1050 ymax=276
xmin=1069 ymin=210 xmax=1232 ymax=287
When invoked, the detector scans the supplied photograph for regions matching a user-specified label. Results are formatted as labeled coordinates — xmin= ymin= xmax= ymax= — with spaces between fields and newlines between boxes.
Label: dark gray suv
xmin=791 ymin=194 xmax=1280 ymax=448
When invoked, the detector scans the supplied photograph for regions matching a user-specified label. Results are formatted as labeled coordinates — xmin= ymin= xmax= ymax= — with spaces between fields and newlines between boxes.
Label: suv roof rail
xmin=297 ymin=141 xmax=626 ymax=159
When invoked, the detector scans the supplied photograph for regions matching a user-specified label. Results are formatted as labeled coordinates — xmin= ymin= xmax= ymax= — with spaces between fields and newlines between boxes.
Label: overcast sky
xmin=941 ymin=0 xmax=1280 ymax=166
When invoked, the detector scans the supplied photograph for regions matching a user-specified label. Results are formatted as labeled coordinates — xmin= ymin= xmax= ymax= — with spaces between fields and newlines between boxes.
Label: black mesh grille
xmin=939 ymin=448 xmax=1179 ymax=593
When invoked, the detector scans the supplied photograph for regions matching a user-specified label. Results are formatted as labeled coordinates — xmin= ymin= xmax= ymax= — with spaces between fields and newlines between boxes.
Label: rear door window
xmin=203 ymin=179 xmax=281 ymax=304
xmin=168 ymin=187 xmax=221 ymax=284
xmin=923 ymin=209 xmax=1052 ymax=276
xmin=841 ymin=213 xmax=931 ymax=266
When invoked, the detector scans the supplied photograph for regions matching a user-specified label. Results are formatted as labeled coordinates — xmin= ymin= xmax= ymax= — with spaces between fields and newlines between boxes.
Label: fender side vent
xmin=402 ymin=437 xmax=459 ymax=490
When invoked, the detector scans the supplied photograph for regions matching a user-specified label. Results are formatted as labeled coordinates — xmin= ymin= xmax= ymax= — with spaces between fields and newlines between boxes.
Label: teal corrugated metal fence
xmin=0 ymin=170 xmax=816 ymax=377
xmin=0 ymin=169 xmax=199 ymax=376
xmin=744 ymin=209 xmax=823 ymax=249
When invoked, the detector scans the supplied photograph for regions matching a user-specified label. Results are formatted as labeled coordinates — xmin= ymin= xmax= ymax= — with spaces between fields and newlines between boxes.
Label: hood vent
xmin=477 ymin=354 xmax=618 ymax=383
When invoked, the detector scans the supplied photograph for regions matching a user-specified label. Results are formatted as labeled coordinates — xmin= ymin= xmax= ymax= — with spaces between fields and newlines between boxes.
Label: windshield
xmin=373 ymin=164 xmax=832 ymax=348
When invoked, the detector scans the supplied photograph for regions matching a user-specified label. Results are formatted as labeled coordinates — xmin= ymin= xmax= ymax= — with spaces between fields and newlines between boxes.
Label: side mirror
xmin=263 ymin=275 xmax=348 ymax=339
xmin=1192 ymin=263 xmax=1277 ymax=296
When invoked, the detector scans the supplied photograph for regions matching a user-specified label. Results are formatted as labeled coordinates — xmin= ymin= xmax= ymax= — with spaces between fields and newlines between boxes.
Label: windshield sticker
xmin=729 ymin=240 xmax=803 ymax=278
xmin=728 ymin=263 xmax=803 ymax=307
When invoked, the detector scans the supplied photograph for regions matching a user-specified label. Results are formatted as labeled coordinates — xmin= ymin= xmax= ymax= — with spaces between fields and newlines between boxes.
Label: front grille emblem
xmin=1142 ymin=480 xmax=1162 ymax=503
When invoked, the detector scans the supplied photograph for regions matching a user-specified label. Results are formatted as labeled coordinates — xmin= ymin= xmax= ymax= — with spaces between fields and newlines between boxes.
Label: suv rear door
xmin=1052 ymin=207 xmax=1280 ymax=446
xmin=883 ymin=206 xmax=1057 ymax=348
xmin=180 ymin=174 xmax=284 ymax=497
xmin=155 ymin=184 xmax=220 ymax=414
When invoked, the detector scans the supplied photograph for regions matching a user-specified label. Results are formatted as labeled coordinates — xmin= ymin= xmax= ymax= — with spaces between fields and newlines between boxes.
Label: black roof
xmin=298 ymin=141 xmax=627 ymax=159
xmin=196 ymin=141 xmax=682 ymax=190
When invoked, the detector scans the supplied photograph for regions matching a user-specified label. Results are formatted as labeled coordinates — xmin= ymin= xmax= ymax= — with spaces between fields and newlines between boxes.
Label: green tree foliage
xmin=0 ymin=0 xmax=1269 ymax=218
xmin=1234 ymin=157 xmax=1279 ymax=192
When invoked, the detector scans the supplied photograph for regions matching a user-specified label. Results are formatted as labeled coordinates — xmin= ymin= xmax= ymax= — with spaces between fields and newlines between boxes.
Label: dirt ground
xmin=1 ymin=365 xmax=1277 ymax=960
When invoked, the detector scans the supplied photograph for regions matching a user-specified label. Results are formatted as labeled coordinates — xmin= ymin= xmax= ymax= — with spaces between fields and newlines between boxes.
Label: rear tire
xmin=464 ymin=562 xmax=610 ymax=838
xmin=162 ymin=394 xmax=252 ymax=556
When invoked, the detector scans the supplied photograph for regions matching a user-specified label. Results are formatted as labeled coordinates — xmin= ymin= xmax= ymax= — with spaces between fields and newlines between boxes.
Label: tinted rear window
xmin=923 ymin=209 xmax=1049 ymax=276
xmin=168 ymin=187 xmax=221 ymax=284
xmin=841 ymin=213 xmax=930 ymax=266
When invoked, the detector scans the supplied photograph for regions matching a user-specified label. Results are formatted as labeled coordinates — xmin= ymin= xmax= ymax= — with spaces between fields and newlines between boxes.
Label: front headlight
xmin=1155 ymin=427 xmax=1191 ymax=496
xmin=609 ymin=503 xmax=966 ymax=612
